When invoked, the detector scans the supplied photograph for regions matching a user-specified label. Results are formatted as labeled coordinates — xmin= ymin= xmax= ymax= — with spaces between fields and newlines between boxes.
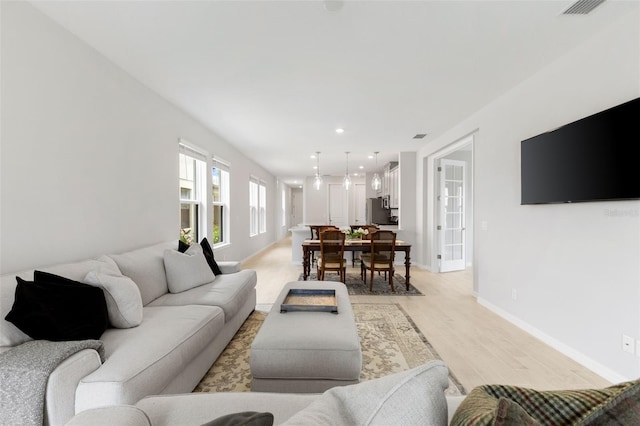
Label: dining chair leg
xmin=389 ymin=267 xmax=394 ymax=292
xmin=370 ymin=269 xmax=374 ymax=292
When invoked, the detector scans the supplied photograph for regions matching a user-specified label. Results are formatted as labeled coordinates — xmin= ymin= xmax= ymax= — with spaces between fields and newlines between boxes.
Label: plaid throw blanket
xmin=0 ymin=340 xmax=105 ymax=426
xmin=450 ymin=381 xmax=640 ymax=425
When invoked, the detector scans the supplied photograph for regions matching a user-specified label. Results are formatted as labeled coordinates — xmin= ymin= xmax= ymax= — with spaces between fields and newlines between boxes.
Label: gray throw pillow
xmin=83 ymin=269 xmax=143 ymax=329
xmin=164 ymin=243 xmax=215 ymax=293
xmin=282 ymin=360 xmax=449 ymax=425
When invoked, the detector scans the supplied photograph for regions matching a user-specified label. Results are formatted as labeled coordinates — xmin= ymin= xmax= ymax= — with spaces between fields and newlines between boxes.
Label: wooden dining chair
xmin=352 ymin=225 xmax=379 ymax=267
xmin=317 ymin=229 xmax=346 ymax=282
xmin=360 ymin=230 xmax=396 ymax=292
xmin=309 ymin=225 xmax=338 ymax=267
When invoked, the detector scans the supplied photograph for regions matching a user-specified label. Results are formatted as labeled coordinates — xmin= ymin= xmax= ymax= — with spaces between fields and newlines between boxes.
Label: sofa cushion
xmin=147 ymin=269 xmax=257 ymax=321
xmin=65 ymin=406 xmax=151 ymax=426
xmin=83 ymin=269 xmax=143 ymax=329
xmin=136 ymin=393 xmax=318 ymax=426
xmin=5 ymin=273 xmax=108 ymax=341
xmin=164 ymin=243 xmax=215 ymax=293
xmin=109 ymin=242 xmax=177 ymax=305
xmin=281 ymin=360 xmax=450 ymax=425
xmin=75 ymin=304 xmax=224 ymax=411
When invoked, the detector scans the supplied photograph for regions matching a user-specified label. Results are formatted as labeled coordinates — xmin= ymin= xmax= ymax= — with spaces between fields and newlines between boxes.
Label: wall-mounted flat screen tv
xmin=521 ymin=97 xmax=640 ymax=205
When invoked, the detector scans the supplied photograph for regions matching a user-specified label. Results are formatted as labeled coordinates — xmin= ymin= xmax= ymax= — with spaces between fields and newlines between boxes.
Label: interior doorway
xmin=291 ymin=188 xmax=303 ymax=227
xmin=328 ymin=183 xmax=348 ymax=226
xmin=438 ymin=158 xmax=467 ymax=272
xmin=432 ymin=135 xmax=474 ymax=274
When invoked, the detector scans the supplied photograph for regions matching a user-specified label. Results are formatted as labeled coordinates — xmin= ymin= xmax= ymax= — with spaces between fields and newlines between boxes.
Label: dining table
xmin=301 ymin=239 xmax=412 ymax=290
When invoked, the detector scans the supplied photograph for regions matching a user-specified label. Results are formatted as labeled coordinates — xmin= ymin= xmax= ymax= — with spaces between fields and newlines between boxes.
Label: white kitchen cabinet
xmin=389 ymin=166 xmax=399 ymax=208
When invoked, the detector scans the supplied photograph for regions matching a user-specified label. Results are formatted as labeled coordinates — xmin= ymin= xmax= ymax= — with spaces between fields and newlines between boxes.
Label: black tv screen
xmin=521 ymin=97 xmax=640 ymax=205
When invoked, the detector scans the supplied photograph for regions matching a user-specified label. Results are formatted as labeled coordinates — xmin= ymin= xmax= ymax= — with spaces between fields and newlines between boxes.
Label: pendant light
xmin=371 ymin=151 xmax=382 ymax=191
xmin=313 ymin=152 xmax=323 ymax=190
xmin=343 ymin=152 xmax=352 ymax=190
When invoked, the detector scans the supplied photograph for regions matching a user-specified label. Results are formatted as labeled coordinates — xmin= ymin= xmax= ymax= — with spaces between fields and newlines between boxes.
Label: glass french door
xmin=439 ymin=159 xmax=466 ymax=272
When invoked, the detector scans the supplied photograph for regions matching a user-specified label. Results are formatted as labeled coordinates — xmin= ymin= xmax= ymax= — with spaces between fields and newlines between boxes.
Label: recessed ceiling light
xmin=313 ymin=166 xmax=318 ymax=170
xmin=310 ymin=154 xmax=316 ymax=159
xmin=359 ymin=165 xmax=364 ymax=169
xmin=336 ymin=128 xmax=344 ymax=134
xmin=368 ymin=155 xmax=374 ymax=159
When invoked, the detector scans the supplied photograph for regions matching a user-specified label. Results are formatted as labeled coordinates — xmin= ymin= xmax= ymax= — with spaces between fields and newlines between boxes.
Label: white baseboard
xmin=477 ymin=297 xmax=629 ymax=384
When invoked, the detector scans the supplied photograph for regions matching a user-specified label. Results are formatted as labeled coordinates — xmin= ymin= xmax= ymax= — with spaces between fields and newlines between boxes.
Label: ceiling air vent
xmin=413 ymin=133 xmax=427 ymax=139
xmin=563 ymin=0 xmax=606 ymax=15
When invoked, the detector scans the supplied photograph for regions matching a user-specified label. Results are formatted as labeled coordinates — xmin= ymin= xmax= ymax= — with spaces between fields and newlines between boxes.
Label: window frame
xmin=249 ymin=176 xmax=267 ymax=237
xmin=211 ymin=157 xmax=230 ymax=248
xmin=249 ymin=177 xmax=259 ymax=237
xmin=179 ymin=141 xmax=208 ymax=243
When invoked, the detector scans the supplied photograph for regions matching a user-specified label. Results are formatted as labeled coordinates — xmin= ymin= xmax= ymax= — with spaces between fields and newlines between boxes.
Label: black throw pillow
xmin=5 ymin=271 xmax=109 ymax=341
xmin=200 ymin=237 xmax=222 ymax=275
xmin=178 ymin=240 xmax=190 ymax=253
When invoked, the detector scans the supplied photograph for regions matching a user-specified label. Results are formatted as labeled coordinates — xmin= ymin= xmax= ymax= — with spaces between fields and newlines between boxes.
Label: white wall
xmin=0 ymin=2 xmax=277 ymax=274
xmin=302 ymin=175 xmax=365 ymax=225
xmin=417 ymin=11 xmax=640 ymax=381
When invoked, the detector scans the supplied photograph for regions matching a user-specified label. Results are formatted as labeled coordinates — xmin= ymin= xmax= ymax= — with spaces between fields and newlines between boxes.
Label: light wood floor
xmin=243 ymin=236 xmax=611 ymax=392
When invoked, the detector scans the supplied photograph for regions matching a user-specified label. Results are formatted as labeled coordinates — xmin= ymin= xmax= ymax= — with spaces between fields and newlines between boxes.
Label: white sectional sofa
xmin=0 ymin=241 xmax=257 ymax=426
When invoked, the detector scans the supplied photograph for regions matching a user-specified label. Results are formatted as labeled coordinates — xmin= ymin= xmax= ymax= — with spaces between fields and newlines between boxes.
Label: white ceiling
xmin=31 ymin=0 xmax=638 ymax=185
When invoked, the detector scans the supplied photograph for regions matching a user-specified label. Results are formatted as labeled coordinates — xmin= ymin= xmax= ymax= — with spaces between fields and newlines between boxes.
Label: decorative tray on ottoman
xmin=280 ymin=289 xmax=338 ymax=313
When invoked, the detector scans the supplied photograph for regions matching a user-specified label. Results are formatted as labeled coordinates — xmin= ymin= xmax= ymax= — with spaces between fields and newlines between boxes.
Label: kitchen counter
xmin=289 ymin=226 xmax=311 ymax=264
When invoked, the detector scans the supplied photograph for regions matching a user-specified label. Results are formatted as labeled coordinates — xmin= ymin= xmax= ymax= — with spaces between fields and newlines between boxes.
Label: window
xmin=212 ymin=158 xmax=230 ymax=246
xmin=179 ymin=142 xmax=207 ymax=244
xmin=281 ymin=189 xmax=286 ymax=227
xmin=259 ymin=182 xmax=267 ymax=234
xmin=250 ymin=177 xmax=267 ymax=236
xmin=249 ymin=178 xmax=259 ymax=237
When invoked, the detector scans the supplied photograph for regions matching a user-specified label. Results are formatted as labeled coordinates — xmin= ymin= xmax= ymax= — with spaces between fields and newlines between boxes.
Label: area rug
xmin=194 ymin=303 xmax=465 ymax=396
xmin=296 ymin=272 xmax=423 ymax=296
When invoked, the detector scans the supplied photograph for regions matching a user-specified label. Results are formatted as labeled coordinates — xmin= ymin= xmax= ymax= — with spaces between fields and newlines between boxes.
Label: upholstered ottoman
xmin=250 ymin=281 xmax=362 ymax=393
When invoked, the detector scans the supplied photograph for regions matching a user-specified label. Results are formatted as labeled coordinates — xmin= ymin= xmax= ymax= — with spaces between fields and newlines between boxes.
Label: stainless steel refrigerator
xmin=366 ymin=198 xmax=390 ymax=225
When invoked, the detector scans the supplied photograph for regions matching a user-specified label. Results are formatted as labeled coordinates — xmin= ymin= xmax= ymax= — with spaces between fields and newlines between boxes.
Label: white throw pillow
xmin=281 ymin=360 xmax=450 ymax=425
xmin=163 ymin=243 xmax=215 ymax=293
xmin=83 ymin=270 xmax=143 ymax=329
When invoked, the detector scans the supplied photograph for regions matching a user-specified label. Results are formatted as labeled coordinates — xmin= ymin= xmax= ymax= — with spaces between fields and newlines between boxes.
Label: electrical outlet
xmin=622 ymin=335 xmax=635 ymax=354
xmin=511 ymin=289 xmax=517 ymax=300
xmin=481 ymin=221 xmax=488 ymax=231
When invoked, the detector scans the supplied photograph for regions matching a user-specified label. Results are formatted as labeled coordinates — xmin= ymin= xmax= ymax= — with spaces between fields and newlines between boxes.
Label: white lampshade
xmin=371 ymin=173 xmax=382 ymax=191
xmin=343 ymin=174 xmax=352 ymax=190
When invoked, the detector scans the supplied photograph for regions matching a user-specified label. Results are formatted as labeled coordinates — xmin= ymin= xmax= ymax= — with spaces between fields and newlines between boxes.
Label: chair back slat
xmin=319 ymin=229 xmax=345 ymax=259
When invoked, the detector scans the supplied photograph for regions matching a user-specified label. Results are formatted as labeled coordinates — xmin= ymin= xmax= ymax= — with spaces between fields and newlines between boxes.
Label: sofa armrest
xmin=45 ymin=348 xmax=102 ymax=426
xmin=64 ymin=406 xmax=151 ymax=426
xmin=217 ymin=261 xmax=241 ymax=274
